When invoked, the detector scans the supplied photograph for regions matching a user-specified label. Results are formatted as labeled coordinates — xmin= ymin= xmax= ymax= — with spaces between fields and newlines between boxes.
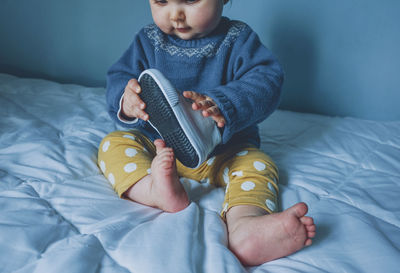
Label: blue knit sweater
xmin=106 ymin=17 xmax=284 ymax=151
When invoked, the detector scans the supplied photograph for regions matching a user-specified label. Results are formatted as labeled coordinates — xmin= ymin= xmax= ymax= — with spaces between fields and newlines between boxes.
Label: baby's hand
xmin=183 ymin=91 xmax=226 ymax=128
xmin=121 ymin=79 xmax=149 ymax=121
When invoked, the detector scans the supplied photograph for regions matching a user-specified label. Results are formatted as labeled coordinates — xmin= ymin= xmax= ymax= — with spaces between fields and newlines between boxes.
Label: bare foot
xmin=226 ymin=202 xmax=316 ymax=266
xmin=150 ymin=139 xmax=189 ymax=212
xmin=125 ymin=139 xmax=189 ymax=212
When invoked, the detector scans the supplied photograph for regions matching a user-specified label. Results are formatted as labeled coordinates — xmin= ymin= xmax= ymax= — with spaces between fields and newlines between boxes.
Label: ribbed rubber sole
xmin=139 ymin=73 xmax=200 ymax=168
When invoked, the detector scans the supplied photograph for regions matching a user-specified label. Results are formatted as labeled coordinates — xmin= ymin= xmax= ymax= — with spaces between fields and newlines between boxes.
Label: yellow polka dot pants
xmin=98 ymin=131 xmax=279 ymax=218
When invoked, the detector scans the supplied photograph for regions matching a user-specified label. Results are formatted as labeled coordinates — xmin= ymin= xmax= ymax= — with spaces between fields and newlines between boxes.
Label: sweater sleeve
xmin=202 ymin=28 xmax=284 ymax=144
xmin=106 ymin=33 xmax=150 ymax=128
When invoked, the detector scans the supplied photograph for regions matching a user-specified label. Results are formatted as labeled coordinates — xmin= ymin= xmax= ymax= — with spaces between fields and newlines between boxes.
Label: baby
xmin=98 ymin=0 xmax=315 ymax=266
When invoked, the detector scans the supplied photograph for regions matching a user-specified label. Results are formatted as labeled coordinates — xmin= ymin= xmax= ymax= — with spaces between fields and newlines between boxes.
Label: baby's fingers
xmin=183 ymin=91 xmax=205 ymax=101
xmin=197 ymin=99 xmax=215 ymax=109
xmin=214 ymin=115 xmax=226 ymax=128
xmin=192 ymin=97 xmax=216 ymax=111
xmin=122 ymin=96 xmax=149 ymax=121
xmin=122 ymin=79 xmax=149 ymax=121
xmin=202 ymin=106 xmax=226 ymax=128
xmin=183 ymin=91 xmax=208 ymax=108
xmin=183 ymin=91 xmax=225 ymax=127
xmin=127 ymin=79 xmax=141 ymax=94
xmin=202 ymin=105 xmax=219 ymax=117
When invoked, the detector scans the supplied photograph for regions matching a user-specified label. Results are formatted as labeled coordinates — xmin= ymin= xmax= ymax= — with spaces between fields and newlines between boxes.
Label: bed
xmin=1 ymin=73 xmax=399 ymax=273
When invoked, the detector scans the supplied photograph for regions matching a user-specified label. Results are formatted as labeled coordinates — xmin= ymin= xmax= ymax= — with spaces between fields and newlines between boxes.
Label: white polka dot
xmin=124 ymin=163 xmax=137 ymax=173
xmin=254 ymin=161 xmax=266 ymax=171
xmin=108 ymin=173 xmax=115 ymax=185
xmin=99 ymin=160 xmax=106 ymax=173
xmin=241 ymin=181 xmax=256 ymax=191
xmin=223 ymin=167 xmax=229 ymax=184
xmin=266 ymin=199 xmax=276 ymax=211
xmin=207 ymin=156 xmax=216 ymax=165
xmin=268 ymin=182 xmax=277 ymax=196
xmin=123 ymin=134 xmax=136 ymax=140
xmin=125 ymin=148 xmax=138 ymax=157
xmin=102 ymin=141 xmax=110 ymax=152
xmin=236 ymin=150 xmax=248 ymax=156
xmin=232 ymin=170 xmax=243 ymax=177
xmin=147 ymin=168 xmax=152 ymax=174
xmin=223 ymin=176 xmax=230 ymax=185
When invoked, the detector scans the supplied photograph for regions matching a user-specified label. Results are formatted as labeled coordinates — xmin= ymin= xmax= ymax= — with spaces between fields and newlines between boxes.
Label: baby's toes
xmin=307 ymin=230 xmax=316 ymax=239
xmin=304 ymin=238 xmax=313 ymax=246
xmin=300 ymin=216 xmax=314 ymax=226
xmin=306 ymin=223 xmax=316 ymax=232
xmin=305 ymin=221 xmax=316 ymax=238
xmin=161 ymin=153 xmax=174 ymax=165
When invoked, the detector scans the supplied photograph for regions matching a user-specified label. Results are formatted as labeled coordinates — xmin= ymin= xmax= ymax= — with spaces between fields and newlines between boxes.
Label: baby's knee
xmin=97 ymin=131 xmax=155 ymax=197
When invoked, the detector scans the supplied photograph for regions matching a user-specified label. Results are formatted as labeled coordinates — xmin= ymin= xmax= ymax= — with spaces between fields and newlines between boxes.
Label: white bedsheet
xmin=1 ymin=73 xmax=399 ymax=273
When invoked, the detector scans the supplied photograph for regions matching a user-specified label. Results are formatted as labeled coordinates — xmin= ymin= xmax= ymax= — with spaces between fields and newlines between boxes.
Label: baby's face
xmin=149 ymin=0 xmax=225 ymax=40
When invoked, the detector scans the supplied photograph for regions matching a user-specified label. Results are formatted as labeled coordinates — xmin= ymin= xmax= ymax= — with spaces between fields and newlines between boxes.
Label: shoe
xmin=138 ymin=69 xmax=221 ymax=168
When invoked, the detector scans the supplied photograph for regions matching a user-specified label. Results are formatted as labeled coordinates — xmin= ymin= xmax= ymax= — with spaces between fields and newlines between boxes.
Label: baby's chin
xmin=171 ymin=28 xmax=209 ymax=40
xmin=159 ymin=25 xmax=209 ymax=40
xmin=174 ymin=32 xmax=198 ymax=40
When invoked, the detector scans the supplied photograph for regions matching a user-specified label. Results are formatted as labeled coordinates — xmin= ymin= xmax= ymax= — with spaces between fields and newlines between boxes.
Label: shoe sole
xmin=139 ymin=70 xmax=200 ymax=168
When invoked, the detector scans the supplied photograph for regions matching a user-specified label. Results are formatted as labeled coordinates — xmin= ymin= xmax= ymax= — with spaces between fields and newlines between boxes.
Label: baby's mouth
xmin=176 ymin=27 xmax=190 ymax=33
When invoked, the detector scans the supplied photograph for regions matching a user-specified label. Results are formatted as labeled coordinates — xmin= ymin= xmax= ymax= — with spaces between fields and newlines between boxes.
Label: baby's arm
xmin=198 ymin=29 xmax=283 ymax=144
xmin=120 ymin=79 xmax=149 ymax=121
xmin=183 ymin=91 xmax=226 ymax=128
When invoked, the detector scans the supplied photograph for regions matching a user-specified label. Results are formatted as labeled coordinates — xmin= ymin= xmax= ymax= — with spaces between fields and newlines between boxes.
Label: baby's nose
xmin=170 ymin=9 xmax=185 ymax=22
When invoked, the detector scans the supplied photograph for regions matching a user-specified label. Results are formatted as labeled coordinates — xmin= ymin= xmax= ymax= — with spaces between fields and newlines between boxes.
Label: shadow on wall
xmin=270 ymin=22 xmax=319 ymax=115
xmin=271 ymin=22 xmax=318 ymax=112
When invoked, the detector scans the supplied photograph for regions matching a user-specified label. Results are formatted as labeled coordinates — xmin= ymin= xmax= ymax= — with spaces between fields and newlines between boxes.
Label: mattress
xmin=1 ymin=73 xmax=399 ymax=273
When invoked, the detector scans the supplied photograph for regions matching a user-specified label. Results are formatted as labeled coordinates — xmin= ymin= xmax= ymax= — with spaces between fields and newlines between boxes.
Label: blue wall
xmin=0 ymin=0 xmax=149 ymax=87
xmin=223 ymin=0 xmax=400 ymax=120
xmin=1 ymin=0 xmax=399 ymax=120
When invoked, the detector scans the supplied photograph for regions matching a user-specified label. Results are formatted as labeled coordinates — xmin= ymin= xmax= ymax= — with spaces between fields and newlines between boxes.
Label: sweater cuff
xmin=117 ymin=95 xmax=139 ymax=124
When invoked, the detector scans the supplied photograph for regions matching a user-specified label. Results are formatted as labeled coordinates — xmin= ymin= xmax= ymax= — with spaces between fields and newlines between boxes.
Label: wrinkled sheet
xmin=1 ymin=73 xmax=399 ymax=273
